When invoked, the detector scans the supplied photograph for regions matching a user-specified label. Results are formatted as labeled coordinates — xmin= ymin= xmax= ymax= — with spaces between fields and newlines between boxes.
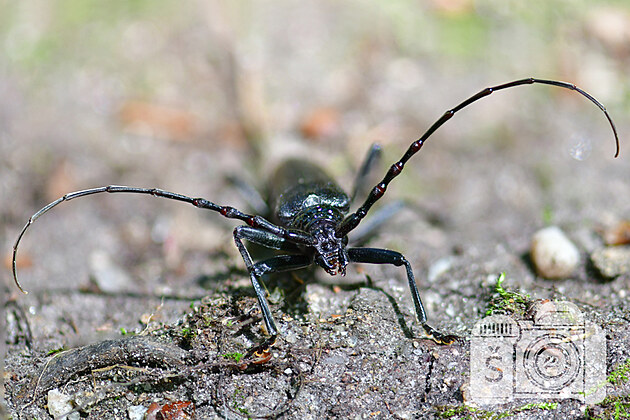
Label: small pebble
xmin=128 ymin=405 xmax=148 ymax=420
xmin=531 ymin=226 xmax=580 ymax=279
xmin=48 ymin=389 xmax=79 ymax=420
xmin=590 ymin=246 xmax=630 ymax=279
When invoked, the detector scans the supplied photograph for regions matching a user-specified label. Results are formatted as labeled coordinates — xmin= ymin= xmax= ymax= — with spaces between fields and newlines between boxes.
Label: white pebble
xmin=531 ymin=226 xmax=580 ymax=279
xmin=128 ymin=405 xmax=148 ymax=420
xmin=47 ymin=389 xmax=79 ymax=420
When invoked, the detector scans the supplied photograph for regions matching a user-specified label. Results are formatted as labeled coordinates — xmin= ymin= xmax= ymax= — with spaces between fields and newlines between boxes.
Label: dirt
xmin=2 ymin=2 xmax=630 ymax=419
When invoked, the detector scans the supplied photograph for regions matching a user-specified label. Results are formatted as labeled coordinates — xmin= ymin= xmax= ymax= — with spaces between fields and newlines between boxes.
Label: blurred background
xmin=1 ymin=0 xmax=629 ymax=319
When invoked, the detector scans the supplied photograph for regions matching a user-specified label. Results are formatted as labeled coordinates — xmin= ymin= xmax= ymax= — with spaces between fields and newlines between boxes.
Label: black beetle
xmin=12 ymin=78 xmax=620 ymax=352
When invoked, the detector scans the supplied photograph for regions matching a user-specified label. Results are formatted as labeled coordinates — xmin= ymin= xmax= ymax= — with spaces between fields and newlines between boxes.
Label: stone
xmin=531 ymin=226 xmax=580 ymax=279
xmin=591 ymin=246 xmax=630 ymax=279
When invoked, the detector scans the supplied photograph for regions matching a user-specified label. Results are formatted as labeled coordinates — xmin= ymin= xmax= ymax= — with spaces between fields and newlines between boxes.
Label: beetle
xmin=12 ymin=78 xmax=620 ymax=352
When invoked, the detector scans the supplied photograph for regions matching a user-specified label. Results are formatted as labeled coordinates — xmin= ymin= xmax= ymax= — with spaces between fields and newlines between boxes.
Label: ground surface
xmin=1 ymin=1 xmax=630 ymax=419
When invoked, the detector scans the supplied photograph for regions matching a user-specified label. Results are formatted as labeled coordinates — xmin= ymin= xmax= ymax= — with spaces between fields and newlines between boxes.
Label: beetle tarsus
xmin=241 ymin=335 xmax=277 ymax=368
xmin=422 ymin=324 xmax=460 ymax=345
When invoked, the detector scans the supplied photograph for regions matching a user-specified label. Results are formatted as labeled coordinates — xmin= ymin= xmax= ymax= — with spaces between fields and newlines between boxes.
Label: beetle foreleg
xmin=251 ymin=254 xmax=313 ymax=279
xmin=233 ymin=226 xmax=281 ymax=338
xmin=238 ymin=253 xmax=313 ymax=361
xmin=233 ymin=226 xmax=314 ymax=342
xmin=232 ymin=226 xmax=302 ymax=252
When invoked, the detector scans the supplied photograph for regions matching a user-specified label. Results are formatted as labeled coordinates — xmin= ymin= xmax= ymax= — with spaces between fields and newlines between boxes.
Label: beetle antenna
xmin=12 ymin=185 xmax=309 ymax=294
xmin=336 ymin=77 xmax=620 ymax=238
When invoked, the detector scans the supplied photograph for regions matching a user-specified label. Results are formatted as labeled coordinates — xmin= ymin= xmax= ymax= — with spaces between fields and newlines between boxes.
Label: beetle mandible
xmin=12 ymin=78 xmax=620 ymax=351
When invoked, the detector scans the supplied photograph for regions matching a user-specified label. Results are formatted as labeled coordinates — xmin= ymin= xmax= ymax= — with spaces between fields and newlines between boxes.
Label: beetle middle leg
xmin=347 ymin=247 xmax=458 ymax=344
xmin=350 ymin=143 xmax=405 ymax=244
xmin=351 ymin=143 xmax=382 ymax=202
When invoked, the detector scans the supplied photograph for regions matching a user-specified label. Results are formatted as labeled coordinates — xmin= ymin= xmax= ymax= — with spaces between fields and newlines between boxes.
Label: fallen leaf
xmin=146 ymin=401 xmax=194 ymax=420
xmin=119 ymin=101 xmax=198 ymax=142
xmin=601 ymin=220 xmax=630 ymax=246
xmin=300 ymin=107 xmax=340 ymax=141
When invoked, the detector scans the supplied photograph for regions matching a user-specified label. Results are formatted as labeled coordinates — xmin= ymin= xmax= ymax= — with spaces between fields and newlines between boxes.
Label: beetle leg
xmin=233 ymin=227 xmax=313 ymax=338
xmin=238 ymin=253 xmax=312 ymax=362
xmin=233 ymin=226 xmax=302 ymax=252
xmin=233 ymin=226 xmax=281 ymax=338
xmin=347 ymin=247 xmax=458 ymax=344
xmin=225 ymin=174 xmax=269 ymax=215
xmin=351 ymin=143 xmax=382 ymax=203
xmin=251 ymin=254 xmax=313 ymax=278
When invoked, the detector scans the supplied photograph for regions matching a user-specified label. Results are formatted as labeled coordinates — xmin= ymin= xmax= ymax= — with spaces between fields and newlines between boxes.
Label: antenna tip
xmin=13 ymin=274 xmax=29 ymax=294
xmin=15 ymin=282 xmax=29 ymax=294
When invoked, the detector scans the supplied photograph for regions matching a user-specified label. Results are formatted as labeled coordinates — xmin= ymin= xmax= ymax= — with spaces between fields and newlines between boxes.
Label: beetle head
xmin=313 ymin=222 xmax=349 ymax=276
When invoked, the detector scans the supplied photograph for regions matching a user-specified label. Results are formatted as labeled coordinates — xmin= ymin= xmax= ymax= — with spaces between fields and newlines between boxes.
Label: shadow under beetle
xmin=12 ymin=78 xmax=620 ymax=353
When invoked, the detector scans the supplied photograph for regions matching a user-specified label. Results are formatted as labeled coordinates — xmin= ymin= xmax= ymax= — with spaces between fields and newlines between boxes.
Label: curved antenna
xmin=337 ymin=77 xmax=620 ymax=238
xmin=12 ymin=185 xmax=315 ymax=294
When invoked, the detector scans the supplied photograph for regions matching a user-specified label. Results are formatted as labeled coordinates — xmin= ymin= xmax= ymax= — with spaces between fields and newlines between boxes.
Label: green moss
xmin=436 ymin=401 xmax=557 ymax=419
xmin=586 ymin=395 xmax=630 ymax=420
xmin=231 ymin=387 xmax=251 ymax=418
xmin=46 ymin=347 xmax=66 ymax=356
xmin=608 ymin=358 xmax=630 ymax=386
xmin=580 ymin=359 xmax=630 ymax=418
xmin=180 ymin=327 xmax=196 ymax=340
xmin=485 ymin=273 xmax=531 ymax=316
xmin=223 ymin=352 xmax=244 ymax=363
xmin=516 ymin=402 xmax=558 ymax=411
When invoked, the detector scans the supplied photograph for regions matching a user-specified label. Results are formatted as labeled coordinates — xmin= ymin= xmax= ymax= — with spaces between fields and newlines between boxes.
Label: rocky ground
xmin=2 ymin=2 xmax=630 ymax=419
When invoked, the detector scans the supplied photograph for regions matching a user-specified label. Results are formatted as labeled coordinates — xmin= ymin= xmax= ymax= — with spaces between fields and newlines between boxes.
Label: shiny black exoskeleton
xmin=270 ymin=160 xmax=351 ymax=275
xmin=12 ymin=78 xmax=620 ymax=352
